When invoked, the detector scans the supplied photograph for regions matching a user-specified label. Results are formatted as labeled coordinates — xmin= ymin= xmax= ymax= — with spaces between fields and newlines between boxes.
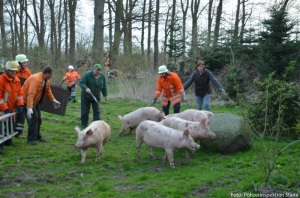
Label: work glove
xmin=85 ymin=88 xmax=91 ymax=94
xmin=53 ymin=99 xmax=61 ymax=109
xmin=151 ymin=98 xmax=157 ymax=105
xmin=16 ymin=106 xmax=24 ymax=114
xmin=27 ymin=108 xmax=33 ymax=119
xmin=4 ymin=109 xmax=11 ymax=114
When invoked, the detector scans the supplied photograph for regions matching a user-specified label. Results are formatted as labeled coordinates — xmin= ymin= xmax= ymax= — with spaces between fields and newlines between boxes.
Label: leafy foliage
xmin=226 ymin=65 xmax=246 ymax=101
xmin=257 ymin=3 xmax=300 ymax=80
xmin=247 ymin=73 xmax=300 ymax=138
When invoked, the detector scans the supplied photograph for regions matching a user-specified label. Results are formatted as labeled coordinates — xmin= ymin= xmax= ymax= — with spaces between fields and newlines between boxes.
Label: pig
xmin=160 ymin=116 xmax=216 ymax=158
xmin=118 ymin=107 xmax=165 ymax=136
xmin=160 ymin=117 xmax=216 ymax=142
xmin=75 ymin=120 xmax=111 ymax=164
xmin=166 ymin=109 xmax=214 ymax=124
xmin=136 ymin=120 xmax=200 ymax=168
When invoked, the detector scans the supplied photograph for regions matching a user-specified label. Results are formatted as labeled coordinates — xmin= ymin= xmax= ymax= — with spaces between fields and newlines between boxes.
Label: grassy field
xmin=0 ymin=79 xmax=299 ymax=198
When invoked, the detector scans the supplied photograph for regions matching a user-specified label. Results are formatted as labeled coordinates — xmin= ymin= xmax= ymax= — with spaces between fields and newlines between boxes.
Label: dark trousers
xmin=67 ymin=84 xmax=76 ymax=100
xmin=162 ymin=101 xmax=181 ymax=116
xmin=15 ymin=106 xmax=25 ymax=136
xmin=26 ymin=104 xmax=42 ymax=142
xmin=81 ymin=94 xmax=100 ymax=128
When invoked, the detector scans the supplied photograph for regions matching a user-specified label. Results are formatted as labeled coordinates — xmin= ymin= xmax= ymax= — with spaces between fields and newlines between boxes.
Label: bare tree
xmin=147 ymin=0 xmax=152 ymax=67
xmin=190 ymin=0 xmax=200 ymax=56
xmin=93 ymin=0 xmax=105 ymax=63
xmin=64 ymin=0 xmax=68 ymax=56
xmin=141 ymin=0 xmax=146 ymax=55
xmin=47 ymin=0 xmax=58 ymax=65
xmin=180 ymin=0 xmax=189 ymax=59
xmin=109 ymin=0 xmax=123 ymax=69
xmin=213 ymin=0 xmax=223 ymax=47
xmin=153 ymin=0 xmax=159 ymax=70
xmin=0 ymin=0 xmax=8 ymax=57
xmin=123 ymin=0 xmax=138 ymax=55
xmin=68 ymin=0 xmax=76 ymax=63
xmin=206 ymin=0 xmax=213 ymax=47
xmin=232 ymin=0 xmax=241 ymax=45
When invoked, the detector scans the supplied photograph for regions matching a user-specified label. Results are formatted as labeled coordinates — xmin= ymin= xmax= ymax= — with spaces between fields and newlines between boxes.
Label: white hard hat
xmin=68 ymin=65 xmax=74 ymax=70
xmin=15 ymin=54 xmax=29 ymax=63
xmin=158 ymin=65 xmax=169 ymax=74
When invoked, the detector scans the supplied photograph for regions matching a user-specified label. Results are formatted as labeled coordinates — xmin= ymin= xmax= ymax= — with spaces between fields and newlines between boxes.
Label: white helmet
xmin=158 ymin=65 xmax=169 ymax=74
xmin=68 ymin=65 xmax=74 ymax=70
xmin=15 ymin=54 xmax=29 ymax=63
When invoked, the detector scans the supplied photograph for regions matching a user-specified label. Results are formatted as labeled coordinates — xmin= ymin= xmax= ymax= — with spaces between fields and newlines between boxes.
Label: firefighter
xmin=151 ymin=65 xmax=187 ymax=115
xmin=61 ymin=65 xmax=81 ymax=102
xmin=0 ymin=61 xmax=24 ymax=154
xmin=14 ymin=54 xmax=32 ymax=138
xmin=22 ymin=67 xmax=61 ymax=145
xmin=16 ymin=54 xmax=32 ymax=83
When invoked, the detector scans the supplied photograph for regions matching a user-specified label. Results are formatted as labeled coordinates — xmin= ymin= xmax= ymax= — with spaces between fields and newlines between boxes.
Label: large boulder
xmin=201 ymin=113 xmax=252 ymax=153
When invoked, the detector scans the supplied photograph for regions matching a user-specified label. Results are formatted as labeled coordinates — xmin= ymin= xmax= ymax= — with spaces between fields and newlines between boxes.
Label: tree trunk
xmin=233 ymin=0 xmax=241 ymax=45
xmin=93 ymin=0 xmax=105 ymax=63
xmin=180 ymin=0 xmax=189 ymax=60
xmin=207 ymin=0 xmax=213 ymax=47
xmin=109 ymin=0 xmax=123 ymax=69
xmin=213 ymin=0 xmax=223 ymax=48
xmin=141 ymin=0 xmax=146 ymax=55
xmin=0 ymin=0 xmax=7 ymax=57
xmin=147 ymin=0 xmax=152 ymax=68
xmin=190 ymin=0 xmax=200 ymax=57
xmin=68 ymin=0 xmax=76 ymax=64
xmin=153 ymin=0 xmax=159 ymax=71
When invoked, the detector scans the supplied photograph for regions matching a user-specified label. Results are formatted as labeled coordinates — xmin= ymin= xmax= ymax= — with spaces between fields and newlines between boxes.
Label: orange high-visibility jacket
xmin=22 ymin=72 xmax=55 ymax=109
xmin=0 ymin=73 xmax=24 ymax=114
xmin=63 ymin=71 xmax=81 ymax=87
xmin=16 ymin=67 xmax=32 ymax=79
xmin=154 ymin=72 xmax=185 ymax=106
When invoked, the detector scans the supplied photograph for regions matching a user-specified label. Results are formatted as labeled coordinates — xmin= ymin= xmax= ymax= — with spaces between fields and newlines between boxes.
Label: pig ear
xmin=118 ymin=115 xmax=123 ymax=121
xmin=74 ymin=126 xmax=81 ymax=133
xmin=183 ymin=128 xmax=190 ymax=137
xmin=86 ymin=129 xmax=94 ymax=136
xmin=200 ymin=118 xmax=207 ymax=127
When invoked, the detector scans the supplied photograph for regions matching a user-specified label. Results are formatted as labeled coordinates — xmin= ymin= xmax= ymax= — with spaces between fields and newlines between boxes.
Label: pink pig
xmin=136 ymin=120 xmax=200 ymax=168
xmin=75 ymin=121 xmax=111 ymax=164
xmin=118 ymin=107 xmax=165 ymax=136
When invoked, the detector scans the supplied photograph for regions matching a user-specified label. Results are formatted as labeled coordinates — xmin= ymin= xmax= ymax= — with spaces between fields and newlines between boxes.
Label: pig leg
xmin=165 ymin=149 xmax=175 ymax=168
xmin=95 ymin=145 xmax=103 ymax=163
xmin=185 ymin=149 xmax=190 ymax=159
xmin=118 ymin=128 xmax=127 ymax=136
xmin=163 ymin=152 xmax=167 ymax=162
xmin=81 ymin=148 xmax=87 ymax=164
xmin=148 ymin=146 xmax=153 ymax=158
xmin=136 ymin=140 xmax=143 ymax=158
xmin=129 ymin=127 xmax=135 ymax=134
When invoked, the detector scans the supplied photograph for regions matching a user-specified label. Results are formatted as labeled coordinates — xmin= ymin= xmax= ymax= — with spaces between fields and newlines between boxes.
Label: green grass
xmin=0 ymin=80 xmax=299 ymax=197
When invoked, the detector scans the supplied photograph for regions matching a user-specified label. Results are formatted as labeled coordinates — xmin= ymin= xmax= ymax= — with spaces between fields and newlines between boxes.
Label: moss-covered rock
xmin=201 ymin=113 xmax=252 ymax=153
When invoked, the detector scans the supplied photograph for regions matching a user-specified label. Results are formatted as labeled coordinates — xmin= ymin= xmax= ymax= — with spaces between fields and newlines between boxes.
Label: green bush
xmin=247 ymin=74 xmax=300 ymax=139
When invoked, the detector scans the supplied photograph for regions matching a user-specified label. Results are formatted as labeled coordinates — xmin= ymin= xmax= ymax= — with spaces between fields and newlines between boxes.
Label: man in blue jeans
xmin=184 ymin=60 xmax=226 ymax=111
xmin=79 ymin=64 xmax=107 ymax=128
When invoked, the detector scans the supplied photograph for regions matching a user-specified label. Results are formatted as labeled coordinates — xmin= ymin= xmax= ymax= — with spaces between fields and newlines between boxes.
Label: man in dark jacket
xmin=184 ymin=60 xmax=225 ymax=111
xmin=79 ymin=64 xmax=107 ymax=128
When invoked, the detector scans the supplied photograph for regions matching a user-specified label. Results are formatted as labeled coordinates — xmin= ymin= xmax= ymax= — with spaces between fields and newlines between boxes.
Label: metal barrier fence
xmin=0 ymin=112 xmax=16 ymax=144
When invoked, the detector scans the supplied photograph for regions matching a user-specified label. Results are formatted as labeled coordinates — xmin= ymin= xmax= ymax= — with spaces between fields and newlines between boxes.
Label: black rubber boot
xmin=0 ymin=144 xmax=3 ymax=154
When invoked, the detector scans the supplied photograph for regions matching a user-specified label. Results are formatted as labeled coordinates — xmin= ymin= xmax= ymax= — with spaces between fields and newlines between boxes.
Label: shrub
xmin=247 ymin=73 xmax=300 ymax=139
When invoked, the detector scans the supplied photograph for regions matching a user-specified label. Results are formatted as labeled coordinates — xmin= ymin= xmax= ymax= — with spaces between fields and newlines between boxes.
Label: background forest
xmin=1 ymin=0 xmax=300 ymax=82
